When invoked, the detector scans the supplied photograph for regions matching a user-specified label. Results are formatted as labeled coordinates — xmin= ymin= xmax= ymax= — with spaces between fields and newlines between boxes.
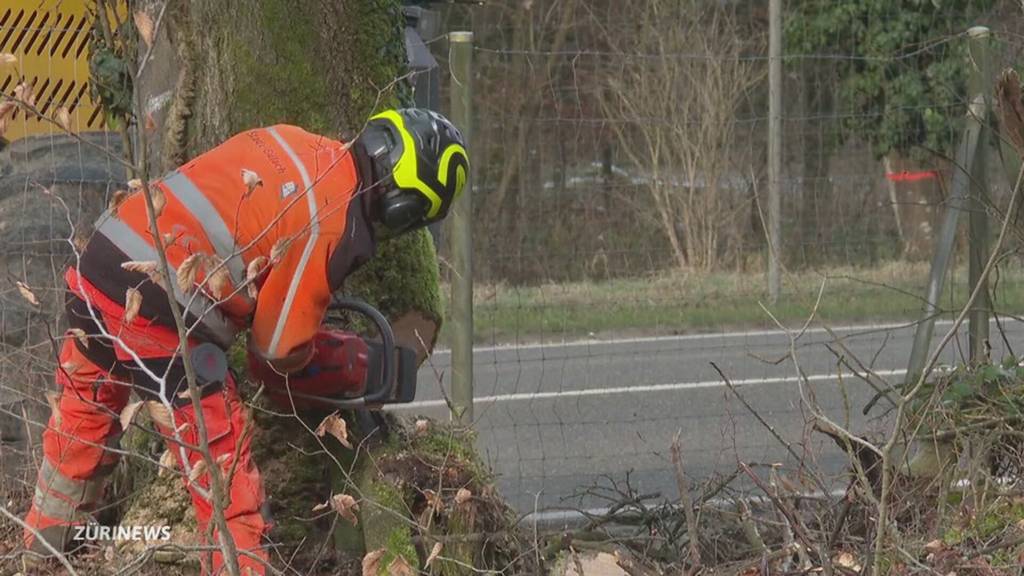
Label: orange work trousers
xmin=23 ymin=269 xmax=269 ymax=575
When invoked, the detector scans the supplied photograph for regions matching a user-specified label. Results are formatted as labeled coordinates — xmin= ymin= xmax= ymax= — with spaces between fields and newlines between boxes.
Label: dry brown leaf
xmin=835 ymin=551 xmax=861 ymax=571
xmin=312 ymin=500 xmax=330 ymax=512
xmin=924 ymin=539 xmax=944 ymax=553
xmin=45 ymin=391 xmax=61 ymax=426
xmin=270 ymin=238 xmax=290 ymax=265
xmin=109 ymin=189 xmax=130 ymax=213
xmin=151 ymin=186 xmax=166 ymax=217
xmin=176 ymin=253 xmax=204 ymax=293
xmin=415 ymin=419 xmax=430 ymax=436
xmin=158 ymin=450 xmax=177 ymax=477
xmin=55 ymin=107 xmax=72 ymax=133
xmin=205 ymin=258 xmax=231 ymax=299
xmin=188 ymin=459 xmax=207 ymax=484
xmin=122 ymin=260 xmax=159 ymax=276
xmin=315 ymin=412 xmax=352 ymax=448
xmin=216 ymin=452 xmax=232 ymax=472
xmin=128 ymin=179 xmax=144 ymax=192
xmin=387 ymin=556 xmax=415 ymax=576
xmin=144 ymin=112 xmax=157 ymax=133
xmin=14 ymin=82 xmax=35 ymax=108
xmin=246 ymin=256 xmax=268 ymax=279
xmin=330 ymin=493 xmax=359 ymax=526
xmin=0 ymin=53 xmax=16 ymax=65
xmin=120 ymin=259 xmax=164 ymax=288
xmin=119 ymin=401 xmax=144 ymax=432
xmin=241 ymin=169 xmax=263 ymax=197
xmin=125 ymin=287 xmax=142 ymax=323
xmin=454 ymin=488 xmax=472 ymax=505
xmin=133 ymin=10 xmax=155 ymax=47
xmin=67 ymin=328 xmax=88 ymax=348
xmin=60 ymin=360 xmax=81 ymax=375
xmin=245 ymin=256 xmax=268 ymax=299
xmin=361 ymin=549 xmax=385 ymax=576
xmin=426 ymin=542 xmax=442 ymax=568
xmin=146 ymin=401 xmax=174 ymax=428
xmin=161 ymin=232 xmax=176 ymax=246
xmin=16 ymin=281 xmax=39 ymax=306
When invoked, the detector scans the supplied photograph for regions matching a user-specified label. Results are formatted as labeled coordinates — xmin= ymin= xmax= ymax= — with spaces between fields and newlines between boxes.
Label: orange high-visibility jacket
xmin=77 ymin=125 xmax=376 ymax=364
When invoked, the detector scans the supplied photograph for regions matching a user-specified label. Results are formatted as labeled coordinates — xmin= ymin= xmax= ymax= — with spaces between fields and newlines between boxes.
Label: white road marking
xmin=389 ymin=368 xmax=907 ymax=411
xmin=431 ymin=317 xmax=1015 ymax=356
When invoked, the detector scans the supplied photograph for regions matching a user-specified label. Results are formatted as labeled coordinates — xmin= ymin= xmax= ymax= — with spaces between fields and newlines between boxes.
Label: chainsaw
xmin=191 ymin=297 xmax=419 ymax=410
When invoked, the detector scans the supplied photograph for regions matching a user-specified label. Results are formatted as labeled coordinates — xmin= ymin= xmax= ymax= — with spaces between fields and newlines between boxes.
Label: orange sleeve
xmin=246 ymin=127 xmax=356 ymax=368
xmin=249 ymin=232 xmax=334 ymax=367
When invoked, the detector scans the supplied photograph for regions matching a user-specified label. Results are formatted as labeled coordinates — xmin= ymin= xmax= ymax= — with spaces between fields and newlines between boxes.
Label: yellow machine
xmin=1 ymin=0 xmax=109 ymax=141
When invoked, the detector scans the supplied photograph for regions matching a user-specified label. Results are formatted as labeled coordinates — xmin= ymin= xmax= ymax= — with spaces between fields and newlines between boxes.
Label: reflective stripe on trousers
xmin=32 ymin=452 xmax=113 ymax=520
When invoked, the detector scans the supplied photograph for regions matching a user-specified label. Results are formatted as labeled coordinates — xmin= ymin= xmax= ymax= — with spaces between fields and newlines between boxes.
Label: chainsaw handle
xmin=327 ymin=297 xmax=395 ymax=405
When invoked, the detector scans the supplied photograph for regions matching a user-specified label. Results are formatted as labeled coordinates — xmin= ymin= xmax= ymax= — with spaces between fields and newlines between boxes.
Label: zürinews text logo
xmin=73 ymin=524 xmax=172 ymax=542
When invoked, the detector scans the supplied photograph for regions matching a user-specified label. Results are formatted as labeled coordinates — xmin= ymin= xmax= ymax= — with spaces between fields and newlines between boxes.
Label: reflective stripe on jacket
xmin=78 ymin=125 xmax=374 ymax=360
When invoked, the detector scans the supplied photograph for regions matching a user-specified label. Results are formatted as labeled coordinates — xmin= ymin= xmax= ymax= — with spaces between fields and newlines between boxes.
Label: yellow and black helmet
xmin=358 ymin=108 xmax=469 ymax=233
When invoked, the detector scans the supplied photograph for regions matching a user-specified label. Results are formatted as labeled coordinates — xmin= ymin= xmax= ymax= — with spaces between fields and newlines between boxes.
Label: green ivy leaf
xmin=942 ymin=378 xmax=975 ymax=405
xmin=785 ymin=0 xmax=996 ymax=158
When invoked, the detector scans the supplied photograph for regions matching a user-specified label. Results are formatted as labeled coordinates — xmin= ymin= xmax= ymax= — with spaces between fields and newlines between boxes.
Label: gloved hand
xmin=248 ymin=329 xmax=371 ymax=409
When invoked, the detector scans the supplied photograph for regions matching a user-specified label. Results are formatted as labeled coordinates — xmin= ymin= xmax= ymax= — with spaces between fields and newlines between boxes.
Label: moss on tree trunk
xmin=168 ymin=0 xmax=408 ymax=151
xmin=116 ymin=0 xmax=466 ymax=572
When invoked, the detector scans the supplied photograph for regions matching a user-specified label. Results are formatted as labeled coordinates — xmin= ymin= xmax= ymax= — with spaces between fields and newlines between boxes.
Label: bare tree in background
xmin=600 ymin=0 xmax=761 ymax=271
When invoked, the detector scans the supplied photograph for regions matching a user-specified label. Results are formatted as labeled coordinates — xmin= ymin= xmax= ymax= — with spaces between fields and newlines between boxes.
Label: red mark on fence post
xmin=885 ymin=170 xmax=939 ymax=183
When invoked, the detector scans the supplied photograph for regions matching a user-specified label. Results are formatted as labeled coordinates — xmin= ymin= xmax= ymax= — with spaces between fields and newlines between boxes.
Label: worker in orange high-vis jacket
xmin=22 ymin=108 xmax=468 ymax=575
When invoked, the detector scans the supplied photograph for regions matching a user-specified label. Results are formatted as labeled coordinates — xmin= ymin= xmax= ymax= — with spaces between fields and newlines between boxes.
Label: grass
xmin=437 ymin=261 xmax=1024 ymax=345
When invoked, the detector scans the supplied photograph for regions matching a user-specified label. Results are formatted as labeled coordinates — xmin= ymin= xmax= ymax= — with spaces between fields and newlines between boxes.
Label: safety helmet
xmin=357 ymin=108 xmax=469 ymax=234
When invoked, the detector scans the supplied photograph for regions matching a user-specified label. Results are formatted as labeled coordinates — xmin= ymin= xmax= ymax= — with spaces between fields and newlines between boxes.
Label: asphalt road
xmin=392 ymin=318 xmax=1024 ymax=517
xmin=3 ymin=315 xmax=1018 ymax=521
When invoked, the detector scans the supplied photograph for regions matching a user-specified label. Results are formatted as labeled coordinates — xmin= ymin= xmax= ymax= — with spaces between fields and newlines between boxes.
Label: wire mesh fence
xmin=5 ymin=0 xmax=1024 ymax=563
xmin=0 ymin=0 xmax=124 ymax=509
xmin=409 ymin=0 xmax=1024 ymax=519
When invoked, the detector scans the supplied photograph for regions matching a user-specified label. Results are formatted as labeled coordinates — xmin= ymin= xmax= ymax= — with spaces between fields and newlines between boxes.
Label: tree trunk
xmin=116 ymin=1 xmax=512 ymax=573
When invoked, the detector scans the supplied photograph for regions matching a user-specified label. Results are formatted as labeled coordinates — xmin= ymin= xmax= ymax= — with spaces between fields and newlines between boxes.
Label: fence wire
xmin=4 ymin=0 xmax=1024 ymax=531
xmin=410 ymin=0 xmax=1024 ymax=517
xmin=0 ymin=1 xmax=123 ymax=508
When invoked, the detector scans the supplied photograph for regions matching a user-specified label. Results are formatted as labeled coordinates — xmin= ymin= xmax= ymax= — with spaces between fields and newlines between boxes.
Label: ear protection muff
xmin=356 ymin=122 xmax=427 ymax=233
xmin=380 ymin=189 xmax=430 ymax=233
